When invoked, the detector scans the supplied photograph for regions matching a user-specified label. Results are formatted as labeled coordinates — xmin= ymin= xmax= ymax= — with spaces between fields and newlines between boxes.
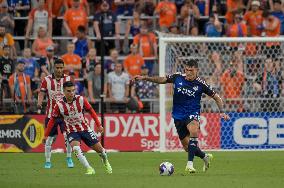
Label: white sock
xmin=203 ymin=154 xmax=208 ymax=162
xmin=73 ymin=146 xmax=91 ymax=168
xmin=63 ymin=132 xmax=72 ymax=158
xmin=45 ymin=136 xmax=54 ymax=163
xmin=98 ymin=148 xmax=108 ymax=162
xmin=187 ymin=161 xmax=194 ymax=168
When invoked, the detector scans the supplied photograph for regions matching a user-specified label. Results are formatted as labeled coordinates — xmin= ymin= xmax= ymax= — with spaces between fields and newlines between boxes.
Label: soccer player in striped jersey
xmin=44 ymin=81 xmax=112 ymax=175
xmin=134 ymin=59 xmax=230 ymax=173
xmin=37 ymin=59 xmax=74 ymax=169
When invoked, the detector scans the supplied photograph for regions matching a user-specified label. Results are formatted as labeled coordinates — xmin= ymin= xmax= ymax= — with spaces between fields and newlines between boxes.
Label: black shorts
xmin=67 ymin=130 xmax=99 ymax=147
xmin=45 ymin=118 xmax=65 ymax=137
xmin=174 ymin=114 xmax=200 ymax=140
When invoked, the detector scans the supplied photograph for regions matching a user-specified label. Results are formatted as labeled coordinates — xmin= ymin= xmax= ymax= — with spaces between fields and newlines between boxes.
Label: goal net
xmin=158 ymin=36 xmax=284 ymax=151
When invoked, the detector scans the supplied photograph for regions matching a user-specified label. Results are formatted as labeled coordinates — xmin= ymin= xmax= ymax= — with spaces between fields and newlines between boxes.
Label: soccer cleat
xmin=203 ymin=153 xmax=213 ymax=172
xmin=44 ymin=162 xmax=52 ymax=169
xmin=102 ymin=160 xmax=113 ymax=174
xmin=66 ymin=157 xmax=74 ymax=168
xmin=85 ymin=167 xmax=95 ymax=175
xmin=185 ymin=166 xmax=196 ymax=174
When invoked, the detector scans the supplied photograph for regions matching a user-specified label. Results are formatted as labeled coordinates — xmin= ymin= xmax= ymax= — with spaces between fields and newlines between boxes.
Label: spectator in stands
xmin=66 ymin=0 xmax=90 ymax=15
xmin=0 ymin=45 xmax=14 ymax=103
xmin=0 ymin=24 xmax=16 ymax=59
xmin=270 ymin=0 xmax=284 ymax=35
xmin=107 ymin=62 xmax=130 ymax=113
xmin=93 ymin=1 xmax=120 ymax=56
xmin=243 ymin=0 xmax=263 ymax=37
xmin=261 ymin=10 xmax=281 ymax=59
xmin=124 ymin=10 xmax=143 ymax=54
xmin=168 ymin=24 xmax=180 ymax=34
xmin=6 ymin=0 xmax=31 ymax=50
xmin=8 ymin=60 xmax=32 ymax=113
xmin=88 ymin=63 xmax=107 ymax=104
xmin=253 ymin=58 xmax=283 ymax=111
xmin=195 ymin=0 xmax=210 ymax=16
xmin=114 ymin=0 xmax=135 ymax=16
xmin=63 ymin=0 xmax=88 ymax=36
xmin=39 ymin=45 xmax=56 ymax=75
xmin=25 ymin=0 xmax=52 ymax=39
xmin=131 ymin=64 xmax=157 ymax=113
xmin=155 ymin=0 xmax=177 ymax=31
xmin=207 ymin=51 xmax=222 ymax=90
xmin=61 ymin=42 xmax=82 ymax=77
xmin=136 ymin=0 xmax=155 ymax=16
xmin=104 ymin=48 xmax=119 ymax=73
xmin=0 ymin=2 xmax=15 ymax=35
xmin=48 ymin=0 xmax=68 ymax=36
xmin=205 ymin=14 xmax=222 ymax=37
xmin=123 ymin=44 xmax=144 ymax=78
xmin=180 ymin=0 xmax=200 ymax=35
xmin=133 ymin=24 xmax=157 ymax=75
xmin=226 ymin=12 xmax=247 ymax=37
xmin=225 ymin=0 xmax=245 ymax=25
xmin=220 ymin=58 xmax=245 ymax=112
xmin=18 ymin=48 xmax=40 ymax=92
xmin=82 ymin=48 xmax=98 ymax=78
xmin=73 ymin=25 xmax=93 ymax=58
xmin=69 ymin=71 xmax=85 ymax=95
xmin=32 ymin=26 xmax=54 ymax=57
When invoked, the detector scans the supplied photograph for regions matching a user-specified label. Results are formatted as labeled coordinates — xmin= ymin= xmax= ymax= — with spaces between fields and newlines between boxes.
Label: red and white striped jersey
xmin=40 ymin=74 xmax=71 ymax=118
xmin=51 ymin=95 xmax=92 ymax=133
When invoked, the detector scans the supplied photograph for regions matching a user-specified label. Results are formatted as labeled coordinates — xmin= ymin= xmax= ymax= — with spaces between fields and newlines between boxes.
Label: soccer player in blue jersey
xmin=134 ymin=59 xmax=230 ymax=173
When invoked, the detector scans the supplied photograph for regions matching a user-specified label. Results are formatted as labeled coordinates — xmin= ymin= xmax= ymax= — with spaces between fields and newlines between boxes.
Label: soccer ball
xmin=159 ymin=162 xmax=174 ymax=176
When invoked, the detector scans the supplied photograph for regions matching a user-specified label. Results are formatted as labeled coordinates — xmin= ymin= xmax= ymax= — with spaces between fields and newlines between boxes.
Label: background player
xmin=37 ymin=59 xmax=73 ymax=169
xmin=134 ymin=59 xmax=230 ymax=173
xmin=44 ymin=81 xmax=112 ymax=175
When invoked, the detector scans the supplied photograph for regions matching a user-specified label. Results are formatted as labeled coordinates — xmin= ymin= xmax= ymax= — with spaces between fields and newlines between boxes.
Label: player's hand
xmin=133 ymin=75 xmax=146 ymax=81
xmin=42 ymin=137 xmax=46 ymax=144
xmin=97 ymin=126 xmax=104 ymax=134
xmin=220 ymin=113 xmax=230 ymax=121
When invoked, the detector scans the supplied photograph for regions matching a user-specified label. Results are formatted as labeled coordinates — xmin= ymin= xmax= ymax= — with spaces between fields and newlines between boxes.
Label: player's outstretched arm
xmin=133 ymin=75 xmax=168 ymax=84
xmin=212 ymin=93 xmax=230 ymax=121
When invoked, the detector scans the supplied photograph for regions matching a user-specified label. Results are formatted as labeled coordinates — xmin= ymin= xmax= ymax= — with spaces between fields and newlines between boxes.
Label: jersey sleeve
xmin=83 ymin=97 xmax=92 ymax=111
xmin=202 ymin=80 xmax=216 ymax=97
xmin=40 ymin=78 xmax=47 ymax=92
xmin=165 ymin=72 xmax=181 ymax=83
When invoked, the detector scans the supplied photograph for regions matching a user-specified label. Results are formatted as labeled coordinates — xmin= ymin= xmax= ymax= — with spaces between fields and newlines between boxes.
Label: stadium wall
xmin=0 ymin=113 xmax=283 ymax=152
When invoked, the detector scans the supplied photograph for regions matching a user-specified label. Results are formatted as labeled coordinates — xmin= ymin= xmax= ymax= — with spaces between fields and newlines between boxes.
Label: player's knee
xmin=73 ymin=145 xmax=82 ymax=156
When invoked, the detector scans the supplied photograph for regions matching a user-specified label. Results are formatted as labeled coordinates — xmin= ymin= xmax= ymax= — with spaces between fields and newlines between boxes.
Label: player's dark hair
xmin=77 ymin=25 xmax=86 ymax=33
xmin=184 ymin=59 xmax=198 ymax=68
xmin=54 ymin=58 xmax=64 ymax=66
xmin=63 ymin=81 xmax=74 ymax=88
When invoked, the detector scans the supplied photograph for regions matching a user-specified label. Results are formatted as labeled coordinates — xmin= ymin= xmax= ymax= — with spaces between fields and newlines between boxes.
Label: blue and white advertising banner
xmin=221 ymin=112 xmax=284 ymax=149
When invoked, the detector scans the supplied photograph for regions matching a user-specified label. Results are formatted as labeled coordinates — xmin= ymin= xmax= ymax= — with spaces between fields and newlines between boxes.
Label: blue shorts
xmin=174 ymin=113 xmax=200 ymax=140
xmin=45 ymin=118 xmax=65 ymax=137
xmin=67 ymin=130 xmax=99 ymax=147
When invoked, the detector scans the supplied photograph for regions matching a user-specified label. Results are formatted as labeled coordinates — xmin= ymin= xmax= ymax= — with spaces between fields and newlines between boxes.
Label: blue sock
xmin=195 ymin=146 xmax=205 ymax=159
xmin=188 ymin=138 xmax=198 ymax=162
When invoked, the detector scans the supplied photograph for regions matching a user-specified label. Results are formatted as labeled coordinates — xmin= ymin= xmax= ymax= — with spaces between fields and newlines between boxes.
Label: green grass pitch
xmin=0 ymin=151 xmax=284 ymax=188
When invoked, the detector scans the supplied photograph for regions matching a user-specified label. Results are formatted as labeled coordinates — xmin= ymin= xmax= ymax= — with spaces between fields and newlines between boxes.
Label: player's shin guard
xmin=73 ymin=146 xmax=91 ymax=169
xmin=45 ymin=136 xmax=55 ymax=162
xmin=188 ymin=137 xmax=198 ymax=162
xmin=63 ymin=132 xmax=72 ymax=158
xmin=98 ymin=148 xmax=108 ymax=162
xmin=195 ymin=146 xmax=206 ymax=159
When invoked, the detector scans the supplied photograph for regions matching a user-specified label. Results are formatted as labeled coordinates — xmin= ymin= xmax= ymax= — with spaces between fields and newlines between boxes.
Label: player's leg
xmin=44 ymin=118 xmax=57 ymax=169
xmin=82 ymin=129 xmax=112 ymax=174
xmin=58 ymin=119 xmax=74 ymax=168
xmin=68 ymin=133 xmax=94 ymax=175
xmin=185 ymin=120 xmax=200 ymax=173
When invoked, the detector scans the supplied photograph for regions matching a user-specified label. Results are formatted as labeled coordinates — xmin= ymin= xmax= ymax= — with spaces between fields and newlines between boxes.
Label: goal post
xmin=159 ymin=36 xmax=284 ymax=152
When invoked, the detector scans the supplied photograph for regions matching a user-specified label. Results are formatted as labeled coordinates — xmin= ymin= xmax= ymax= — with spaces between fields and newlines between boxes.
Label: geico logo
xmin=90 ymin=116 xmax=159 ymax=137
xmin=0 ymin=129 xmax=21 ymax=138
xmin=233 ymin=118 xmax=284 ymax=145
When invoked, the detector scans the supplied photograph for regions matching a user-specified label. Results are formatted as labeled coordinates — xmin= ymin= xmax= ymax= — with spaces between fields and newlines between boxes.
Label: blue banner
xmin=221 ymin=112 xmax=284 ymax=149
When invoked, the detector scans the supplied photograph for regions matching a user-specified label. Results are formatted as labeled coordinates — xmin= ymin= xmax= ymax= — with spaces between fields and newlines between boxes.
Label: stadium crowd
xmin=0 ymin=0 xmax=283 ymax=114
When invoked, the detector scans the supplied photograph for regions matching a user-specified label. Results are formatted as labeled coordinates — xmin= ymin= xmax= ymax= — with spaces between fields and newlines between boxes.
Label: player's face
xmin=185 ymin=65 xmax=198 ymax=80
xmin=54 ymin=64 xmax=64 ymax=77
xmin=64 ymin=86 xmax=75 ymax=101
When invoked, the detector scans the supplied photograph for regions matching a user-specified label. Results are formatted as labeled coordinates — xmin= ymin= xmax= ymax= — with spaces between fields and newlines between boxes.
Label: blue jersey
xmin=166 ymin=73 xmax=215 ymax=121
